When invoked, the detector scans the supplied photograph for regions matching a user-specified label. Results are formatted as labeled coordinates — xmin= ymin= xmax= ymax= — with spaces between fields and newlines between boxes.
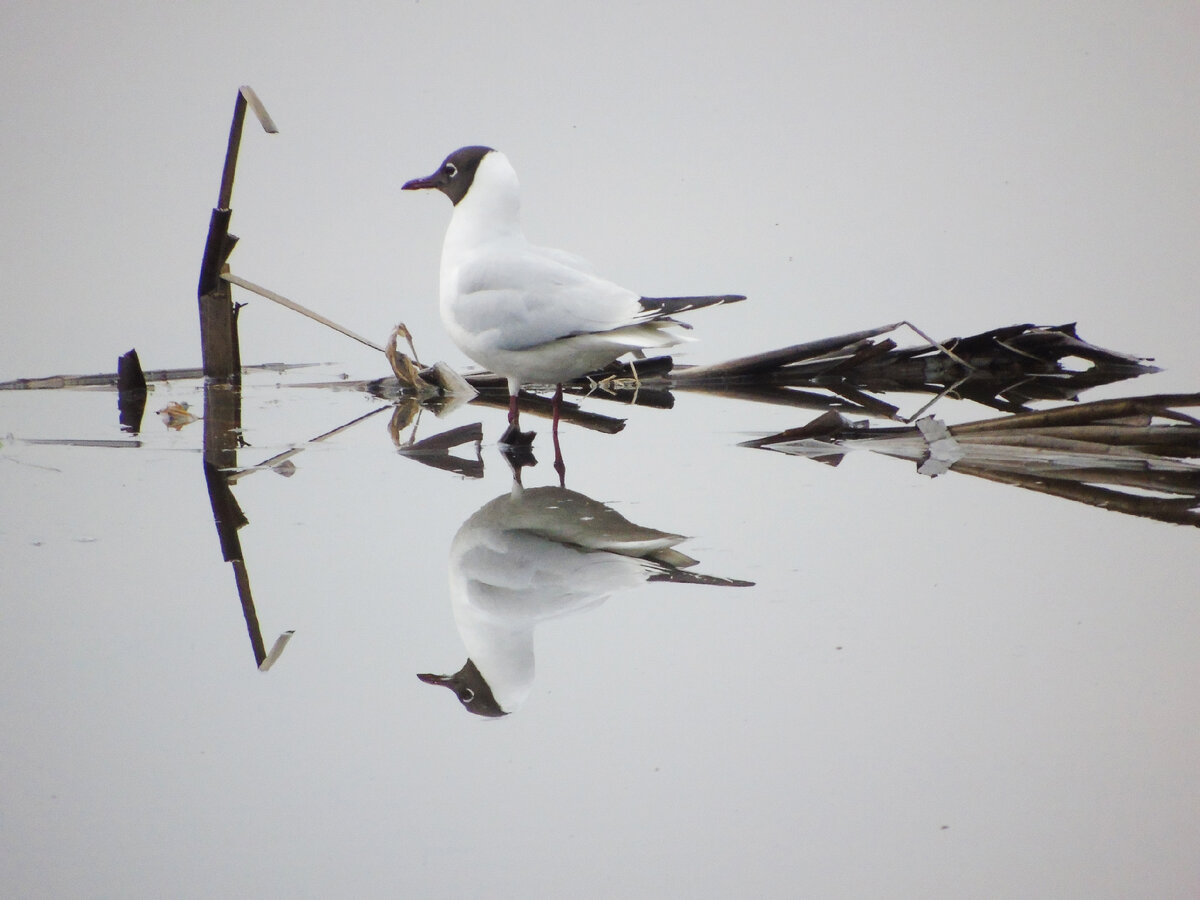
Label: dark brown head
xmin=401 ymin=146 xmax=494 ymax=206
xmin=417 ymin=659 xmax=507 ymax=717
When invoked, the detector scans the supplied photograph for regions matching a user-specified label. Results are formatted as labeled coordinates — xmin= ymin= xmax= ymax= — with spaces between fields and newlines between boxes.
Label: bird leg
xmin=551 ymin=384 xmax=566 ymax=486
xmin=499 ymin=392 xmax=535 ymax=446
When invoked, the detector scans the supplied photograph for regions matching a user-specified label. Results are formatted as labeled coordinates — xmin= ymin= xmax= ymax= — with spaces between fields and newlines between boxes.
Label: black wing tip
xmin=639 ymin=294 xmax=748 ymax=316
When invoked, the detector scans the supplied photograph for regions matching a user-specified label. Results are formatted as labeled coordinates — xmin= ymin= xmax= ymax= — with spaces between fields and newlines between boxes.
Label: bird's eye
xmin=444 ymin=162 xmax=458 ymax=178
xmin=459 ymin=688 xmax=474 ymax=703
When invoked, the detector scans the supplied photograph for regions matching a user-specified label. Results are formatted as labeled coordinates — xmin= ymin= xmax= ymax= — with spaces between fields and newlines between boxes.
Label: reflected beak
xmin=416 ymin=672 xmax=452 ymax=687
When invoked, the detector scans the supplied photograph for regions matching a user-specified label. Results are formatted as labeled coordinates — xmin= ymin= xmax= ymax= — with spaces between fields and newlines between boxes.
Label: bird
xmin=417 ymin=478 xmax=753 ymax=717
xmin=401 ymin=146 xmax=745 ymax=471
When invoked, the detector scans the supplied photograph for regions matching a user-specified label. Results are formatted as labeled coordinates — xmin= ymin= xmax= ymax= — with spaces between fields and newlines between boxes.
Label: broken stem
xmin=222 ymin=274 xmax=386 ymax=353
xmin=900 ymin=373 xmax=972 ymax=423
xmin=901 ymin=320 xmax=976 ymax=371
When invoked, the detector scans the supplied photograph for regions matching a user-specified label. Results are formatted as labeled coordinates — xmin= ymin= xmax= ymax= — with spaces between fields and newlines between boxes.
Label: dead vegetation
xmin=743 ymin=394 xmax=1200 ymax=528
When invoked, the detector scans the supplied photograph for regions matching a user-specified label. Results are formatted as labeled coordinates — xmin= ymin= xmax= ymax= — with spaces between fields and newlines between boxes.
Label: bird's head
xmin=417 ymin=659 xmax=508 ymax=717
xmin=402 ymin=146 xmax=495 ymax=206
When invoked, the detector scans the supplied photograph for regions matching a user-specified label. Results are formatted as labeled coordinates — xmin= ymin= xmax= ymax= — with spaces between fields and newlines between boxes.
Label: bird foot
xmin=499 ymin=422 xmax=536 ymax=446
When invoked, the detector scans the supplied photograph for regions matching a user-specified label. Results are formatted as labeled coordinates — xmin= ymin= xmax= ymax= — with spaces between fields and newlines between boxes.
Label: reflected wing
xmin=457 ymin=532 xmax=646 ymax=618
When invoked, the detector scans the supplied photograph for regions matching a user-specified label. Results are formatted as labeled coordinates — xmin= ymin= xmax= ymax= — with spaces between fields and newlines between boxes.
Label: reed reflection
xmin=419 ymin=471 xmax=752 ymax=716
xmin=743 ymin=393 xmax=1200 ymax=528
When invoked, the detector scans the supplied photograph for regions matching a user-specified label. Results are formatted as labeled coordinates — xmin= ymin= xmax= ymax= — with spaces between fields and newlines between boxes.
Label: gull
xmin=418 ymin=478 xmax=753 ymax=717
xmin=401 ymin=146 xmax=745 ymax=467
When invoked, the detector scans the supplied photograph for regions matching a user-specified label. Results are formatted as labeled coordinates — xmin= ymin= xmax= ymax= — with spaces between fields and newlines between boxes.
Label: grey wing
xmin=451 ymin=250 xmax=645 ymax=351
xmin=528 ymin=243 xmax=597 ymax=275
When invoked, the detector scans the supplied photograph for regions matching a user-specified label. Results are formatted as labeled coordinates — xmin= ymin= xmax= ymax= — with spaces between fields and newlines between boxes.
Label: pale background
xmin=2 ymin=3 xmax=1199 ymax=898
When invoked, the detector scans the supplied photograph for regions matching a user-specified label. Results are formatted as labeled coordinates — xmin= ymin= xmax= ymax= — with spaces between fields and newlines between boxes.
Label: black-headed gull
xmin=402 ymin=146 xmax=745 ymax=456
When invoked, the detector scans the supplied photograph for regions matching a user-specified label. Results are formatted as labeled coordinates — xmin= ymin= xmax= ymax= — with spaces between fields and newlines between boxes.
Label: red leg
xmin=551 ymin=384 xmax=565 ymax=486
xmin=500 ymin=391 xmax=535 ymax=446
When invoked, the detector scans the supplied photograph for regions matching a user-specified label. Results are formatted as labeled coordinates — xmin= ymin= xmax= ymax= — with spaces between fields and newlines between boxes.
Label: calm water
xmin=4 ymin=354 xmax=1199 ymax=897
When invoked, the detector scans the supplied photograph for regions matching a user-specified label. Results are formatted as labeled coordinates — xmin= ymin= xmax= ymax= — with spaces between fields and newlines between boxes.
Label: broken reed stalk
xmin=197 ymin=214 xmax=239 ymax=381
xmin=222 ymin=274 xmax=386 ymax=353
xmin=953 ymin=462 xmax=1200 ymax=527
xmin=202 ymin=376 xmax=293 ymax=670
xmin=198 ymin=87 xmax=277 ymax=383
xmin=195 ymin=88 xmax=293 ymax=671
xmin=225 ymin=405 xmax=391 ymax=483
xmin=116 ymin=349 xmax=148 ymax=433
xmin=951 ymin=393 xmax=1200 ymax=434
xmin=674 ymin=323 xmax=903 ymax=380
xmin=0 ymin=362 xmax=323 ymax=391
xmin=218 ymin=87 xmax=277 ymax=210
xmin=955 ymin=423 xmax=1200 ymax=456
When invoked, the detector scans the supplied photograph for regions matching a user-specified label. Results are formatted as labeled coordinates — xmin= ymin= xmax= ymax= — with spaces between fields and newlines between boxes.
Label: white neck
xmin=444 ymin=151 xmax=525 ymax=253
xmin=458 ymin=621 xmax=535 ymax=713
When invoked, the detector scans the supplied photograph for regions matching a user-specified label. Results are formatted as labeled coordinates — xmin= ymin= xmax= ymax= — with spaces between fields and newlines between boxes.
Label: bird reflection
xmin=419 ymin=477 xmax=752 ymax=716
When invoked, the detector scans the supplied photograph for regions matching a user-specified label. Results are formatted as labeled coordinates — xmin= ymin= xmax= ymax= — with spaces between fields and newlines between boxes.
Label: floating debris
xmin=569 ymin=322 xmax=1157 ymax=418
xmin=0 ymin=360 xmax=319 ymax=391
xmin=743 ymin=393 xmax=1200 ymax=528
xmin=339 ymin=321 xmax=1157 ymax=430
xmin=395 ymin=421 xmax=485 ymax=479
xmin=12 ymin=438 xmax=141 ymax=450
xmin=385 ymin=323 xmax=439 ymax=396
xmin=157 ymin=401 xmax=199 ymax=430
